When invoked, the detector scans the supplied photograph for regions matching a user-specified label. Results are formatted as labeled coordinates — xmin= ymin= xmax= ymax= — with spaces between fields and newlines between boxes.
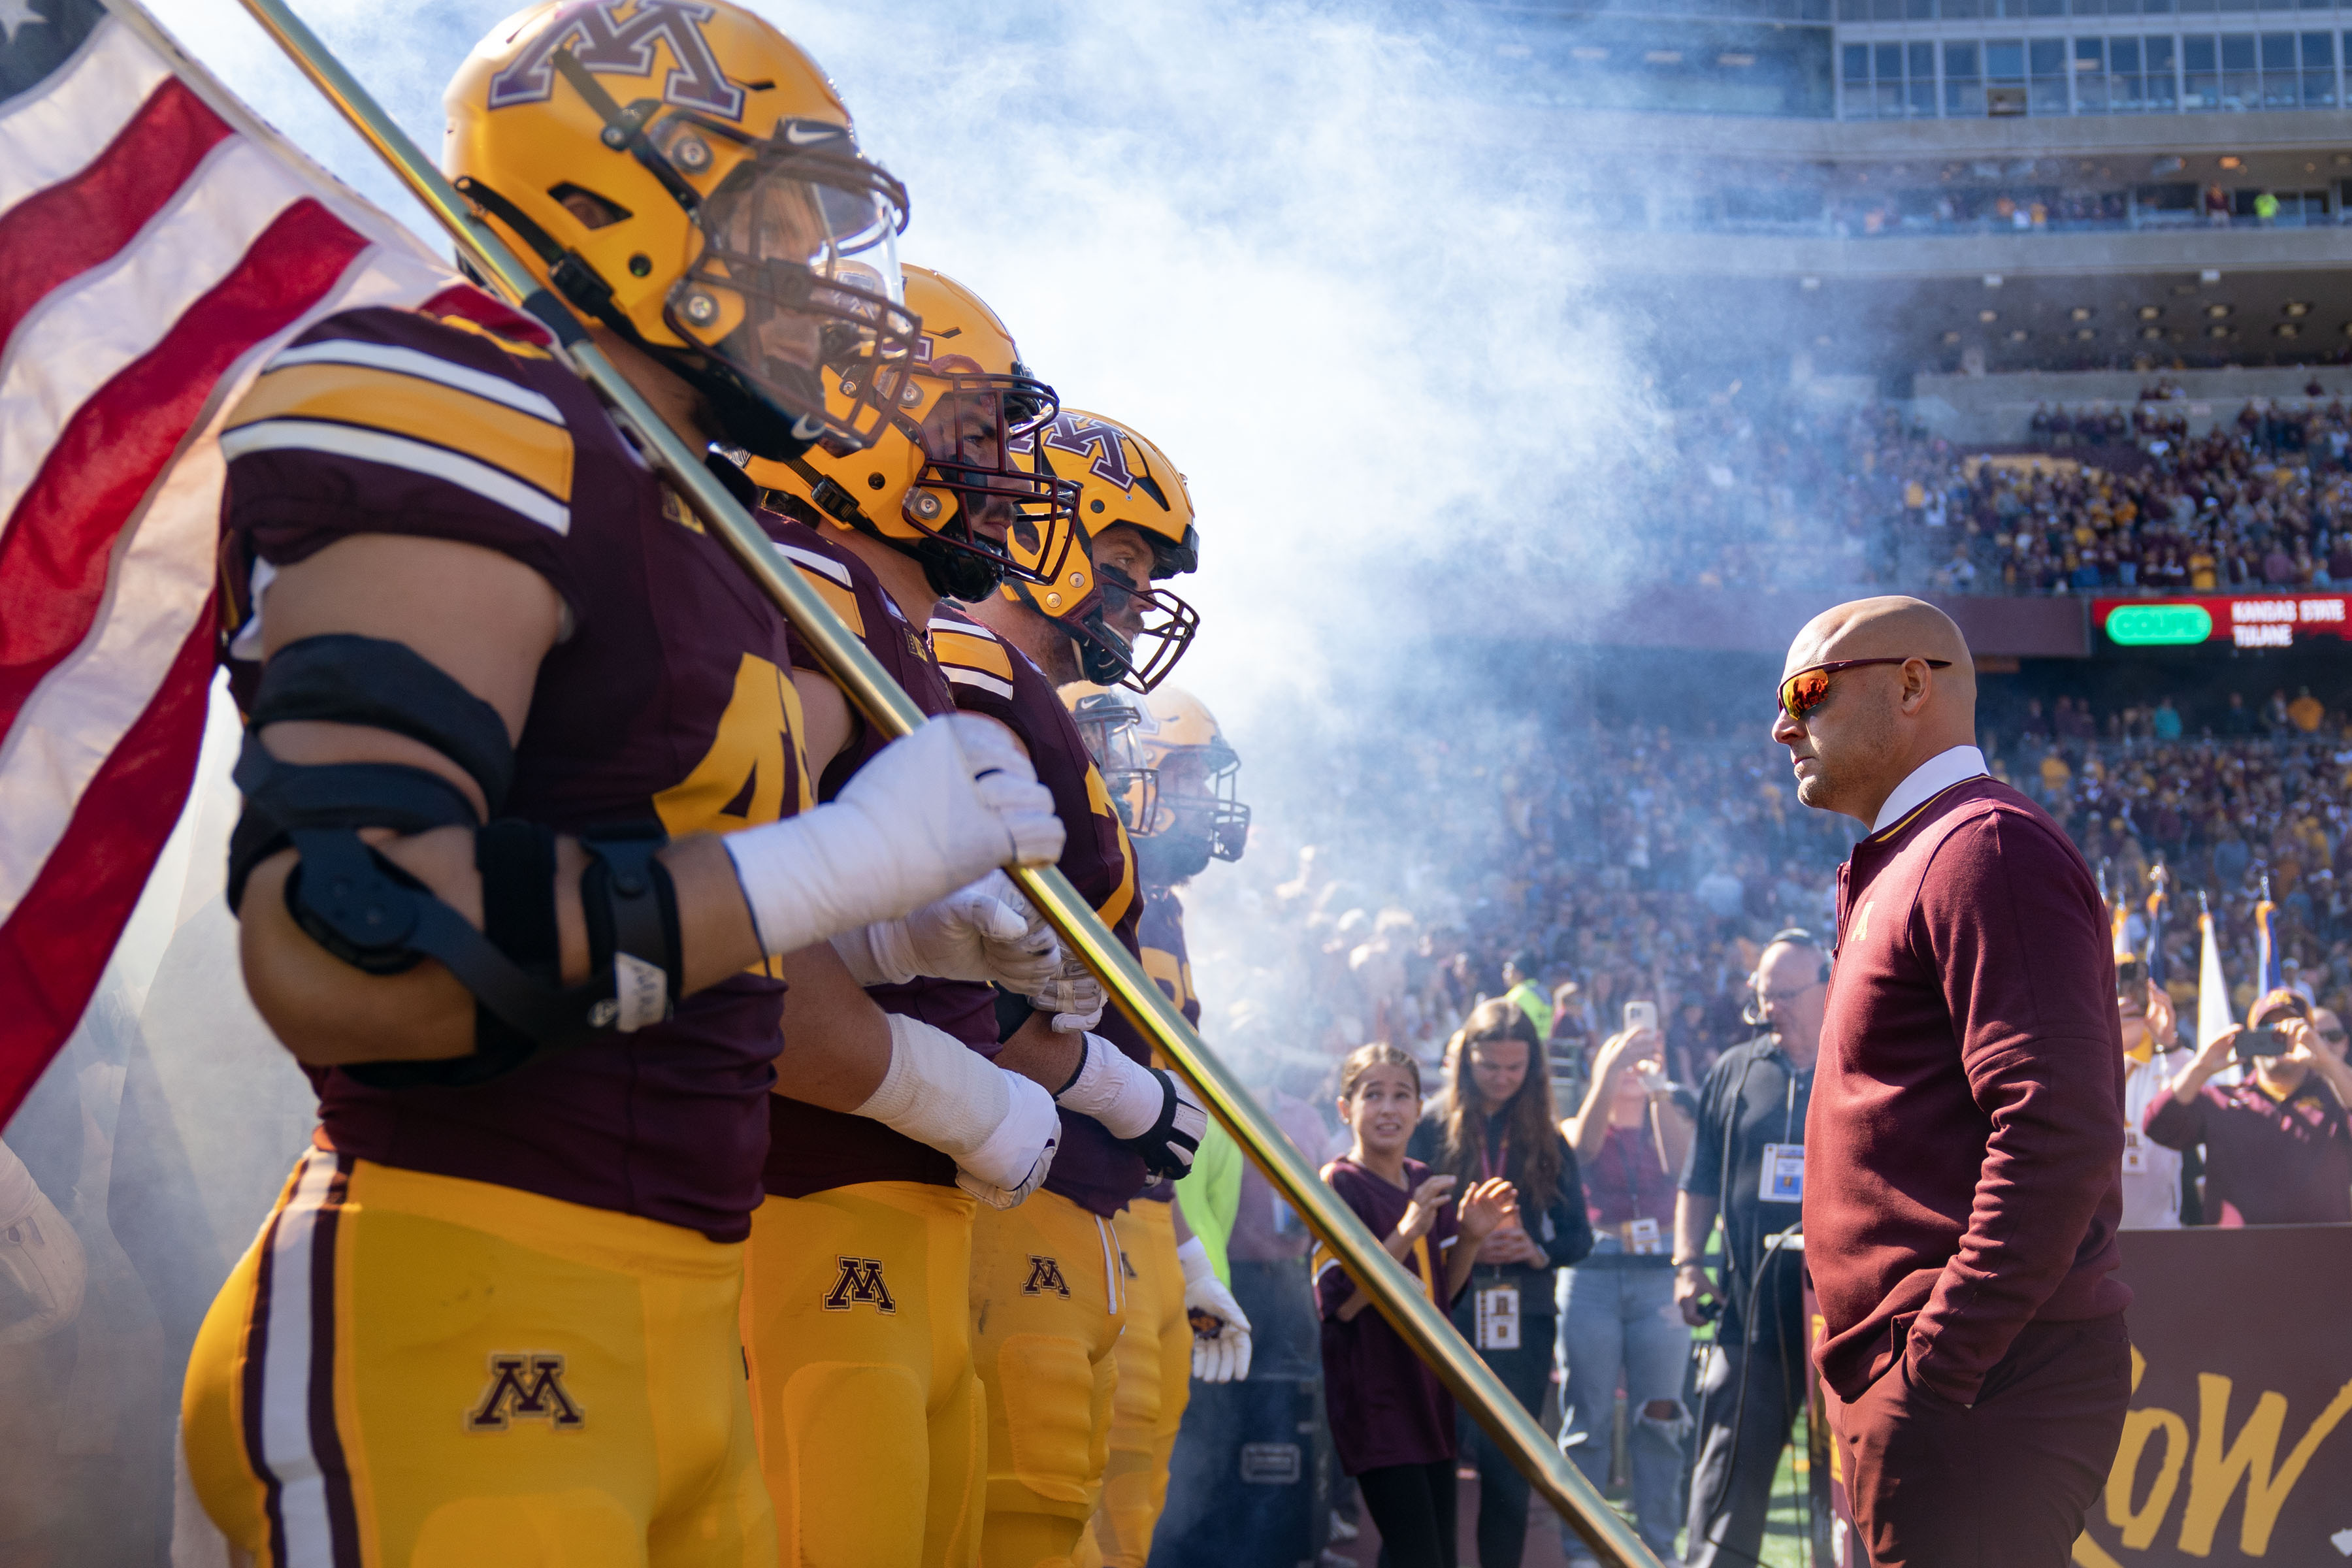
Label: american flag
xmin=0 ymin=0 xmax=463 ymax=1125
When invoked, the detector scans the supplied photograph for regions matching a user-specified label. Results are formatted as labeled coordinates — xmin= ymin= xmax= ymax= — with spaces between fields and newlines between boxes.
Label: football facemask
xmin=661 ymin=114 xmax=917 ymax=450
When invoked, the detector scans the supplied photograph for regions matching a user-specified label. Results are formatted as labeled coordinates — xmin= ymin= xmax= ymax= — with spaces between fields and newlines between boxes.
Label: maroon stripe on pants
xmin=306 ymin=1156 xmax=363 ymax=1566
xmin=240 ymin=1176 xmax=291 ymax=1566
xmin=1825 ymin=1313 xmax=2132 ymax=1567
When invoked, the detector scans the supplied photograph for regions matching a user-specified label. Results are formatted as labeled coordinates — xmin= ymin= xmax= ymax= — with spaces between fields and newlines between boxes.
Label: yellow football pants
xmin=742 ymin=1181 xmax=981 ymax=1568
xmin=1075 ymin=1199 xmax=1189 ymax=1568
xmin=182 ymin=1148 xmax=773 ymax=1568
xmin=969 ymin=1190 xmax=1126 ymax=1568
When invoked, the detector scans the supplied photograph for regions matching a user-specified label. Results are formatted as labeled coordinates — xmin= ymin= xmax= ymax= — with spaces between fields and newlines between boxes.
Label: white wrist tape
xmin=1176 ymin=1234 xmax=1214 ymax=1285
xmin=855 ymin=1014 xmax=1011 ymax=1160
xmin=1053 ymin=1034 xmax=1166 ymax=1140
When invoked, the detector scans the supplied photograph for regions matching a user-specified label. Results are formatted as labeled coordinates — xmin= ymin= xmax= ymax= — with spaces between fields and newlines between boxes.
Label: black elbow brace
xmin=229 ymin=634 xmax=683 ymax=1087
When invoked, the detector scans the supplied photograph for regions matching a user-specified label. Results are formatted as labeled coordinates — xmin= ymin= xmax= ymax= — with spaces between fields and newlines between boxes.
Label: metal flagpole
xmin=214 ymin=4 xmax=1660 ymax=1559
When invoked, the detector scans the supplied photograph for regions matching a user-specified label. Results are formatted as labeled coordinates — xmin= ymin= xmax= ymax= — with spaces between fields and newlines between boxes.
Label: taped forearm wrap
xmin=1054 ymin=1033 xmax=1165 ymax=1139
xmin=726 ymin=808 xmax=895 ymax=960
xmin=855 ymin=1013 xmax=1011 ymax=1162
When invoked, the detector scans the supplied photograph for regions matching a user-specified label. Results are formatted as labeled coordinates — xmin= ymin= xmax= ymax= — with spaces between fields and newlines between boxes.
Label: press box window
xmin=1946 ymin=40 xmax=1986 ymax=111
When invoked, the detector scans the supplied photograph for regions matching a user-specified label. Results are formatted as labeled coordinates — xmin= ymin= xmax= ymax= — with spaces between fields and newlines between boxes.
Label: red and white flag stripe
xmin=0 ymin=0 xmax=463 ymax=1125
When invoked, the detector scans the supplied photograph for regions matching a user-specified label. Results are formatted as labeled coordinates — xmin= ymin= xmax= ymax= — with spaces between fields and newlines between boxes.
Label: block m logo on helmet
xmin=1039 ymin=414 xmax=1136 ymax=493
xmin=465 ymin=1353 xmax=586 ymax=1431
xmin=487 ymin=0 xmax=745 ymax=118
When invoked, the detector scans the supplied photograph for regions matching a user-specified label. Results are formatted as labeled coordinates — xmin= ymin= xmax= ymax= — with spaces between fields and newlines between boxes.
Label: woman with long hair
xmin=1409 ymin=999 xmax=1593 ymax=1568
xmin=1556 ymin=1013 xmax=1698 ymax=1565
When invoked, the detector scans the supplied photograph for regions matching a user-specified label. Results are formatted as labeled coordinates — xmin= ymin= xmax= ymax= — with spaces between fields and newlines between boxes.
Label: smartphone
xmin=2234 ymin=1026 xmax=2284 ymax=1063
xmin=1624 ymin=1001 xmax=1658 ymax=1035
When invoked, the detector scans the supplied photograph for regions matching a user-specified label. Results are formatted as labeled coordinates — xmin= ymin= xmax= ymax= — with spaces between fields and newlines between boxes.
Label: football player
xmin=740 ymin=267 xmax=1163 ymax=1567
xmin=922 ymin=411 xmax=1213 ymax=1561
xmin=1002 ymin=410 xmax=1200 ymax=693
xmin=180 ymin=10 xmax=1064 ymax=1566
xmin=1066 ymin=682 xmax=1256 ymax=1568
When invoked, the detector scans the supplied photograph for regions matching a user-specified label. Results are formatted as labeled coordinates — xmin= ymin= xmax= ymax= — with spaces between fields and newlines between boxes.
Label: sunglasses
xmin=1779 ymin=657 xmax=1954 ymax=719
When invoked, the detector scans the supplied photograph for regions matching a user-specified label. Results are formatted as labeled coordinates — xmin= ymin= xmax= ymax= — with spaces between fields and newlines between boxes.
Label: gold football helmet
xmin=745 ymin=265 xmax=1077 ymax=601
xmin=444 ymin=0 xmax=915 ymax=457
xmin=1060 ymin=683 xmax=1159 ymax=836
xmin=1004 ymin=411 xmax=1200 ymax=691
xmin=1132 ymin=685 xmax=1247 ymax=879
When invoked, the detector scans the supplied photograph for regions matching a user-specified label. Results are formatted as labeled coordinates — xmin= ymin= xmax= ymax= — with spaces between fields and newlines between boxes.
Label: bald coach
xmin=1772 ymin=598 xmax=2129 ymax=1567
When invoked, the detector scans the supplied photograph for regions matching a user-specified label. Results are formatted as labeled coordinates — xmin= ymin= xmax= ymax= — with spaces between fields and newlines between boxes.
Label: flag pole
xmin=214 ymin=3 xmax=1660 ymax=1560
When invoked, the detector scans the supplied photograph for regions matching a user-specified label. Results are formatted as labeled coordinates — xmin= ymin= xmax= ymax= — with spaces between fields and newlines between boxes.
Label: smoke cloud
xmin=6 ymin=2 xmax=1676 ymax=1552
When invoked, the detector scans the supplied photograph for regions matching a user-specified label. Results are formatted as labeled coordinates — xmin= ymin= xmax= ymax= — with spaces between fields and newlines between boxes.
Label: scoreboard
xmin=2093 ymin=593 xmax=2351 ymax=651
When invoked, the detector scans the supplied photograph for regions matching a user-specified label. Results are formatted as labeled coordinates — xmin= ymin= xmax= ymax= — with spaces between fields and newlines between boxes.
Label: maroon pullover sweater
xmin=1805 ymin=776 xmax=2131 ymax=1407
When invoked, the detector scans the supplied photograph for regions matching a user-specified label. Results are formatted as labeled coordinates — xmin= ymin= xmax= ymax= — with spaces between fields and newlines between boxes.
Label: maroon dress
xmin=1313 ymin=1156 xmax=1460 ymax=1476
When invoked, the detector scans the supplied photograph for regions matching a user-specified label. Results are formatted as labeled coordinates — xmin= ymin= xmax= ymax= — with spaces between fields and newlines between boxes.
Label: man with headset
xmin=1673 ymin=931 xmax=1827 ymax=1568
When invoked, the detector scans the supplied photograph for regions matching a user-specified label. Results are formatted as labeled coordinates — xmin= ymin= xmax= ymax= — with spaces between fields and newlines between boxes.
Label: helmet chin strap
xmin=915 ymin=534 xmax=1003 ymax=602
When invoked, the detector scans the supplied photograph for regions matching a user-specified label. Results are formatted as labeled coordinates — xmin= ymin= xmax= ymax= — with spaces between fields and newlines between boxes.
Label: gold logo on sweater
xmin=1850 ymin=899 xmax=1874 ymax=947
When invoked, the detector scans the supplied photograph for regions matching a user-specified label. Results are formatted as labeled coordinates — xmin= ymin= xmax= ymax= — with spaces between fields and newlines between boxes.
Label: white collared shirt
xmin=1870 ymin=744 xmax=1990 ymax=834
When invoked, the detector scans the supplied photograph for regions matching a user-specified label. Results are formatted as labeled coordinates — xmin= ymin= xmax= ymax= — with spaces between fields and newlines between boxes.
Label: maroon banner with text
xmin=1808 ymin=1224 xmax=2352 ymax=1568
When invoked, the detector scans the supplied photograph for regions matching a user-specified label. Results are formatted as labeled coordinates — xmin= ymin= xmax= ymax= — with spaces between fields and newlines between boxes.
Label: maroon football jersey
xmin=756 ymin=513 xmax=999 ymax=1198
xmin=1132 ymin=880 xmax=1202 ymax=1207
xmin=220 ymin=298 xmax=811 ymax=1243
xmin=928 ymin=606 xmax=1149 ymax=1217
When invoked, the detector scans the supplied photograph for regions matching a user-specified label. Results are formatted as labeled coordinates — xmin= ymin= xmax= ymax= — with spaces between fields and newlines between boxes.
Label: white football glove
xmin=1178 ymin=1235 xmax=1252 ymax=1383
xmin=1054 ymin=1035 xmax=1206 ymax=1178
xmin=1027 ymin=949 xmax=1107 ymax=1033
xmin=0 ymin=1140 xmax=84 ymax=1348
xmin=725 ymin=715 xmax=1064 ymax=959
xmin=833 ymin=871 xmax=1060 ymax=992
xmin=853 ymin=1015 xmax=1058 ymax=1210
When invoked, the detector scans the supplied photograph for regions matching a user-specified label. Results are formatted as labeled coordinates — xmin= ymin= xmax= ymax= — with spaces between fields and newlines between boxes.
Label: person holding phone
xmin=2144 ymin=988 xmax=2352 ymax=1225
xmin=1555 ymin=1008 xmax=1697 ymax=1566
xmin=1316 ymin=1044 xmax=1516 ymax=1568
xmin=1409 ymin=1000 xmax=1593 ymax=1568
xmin=2115 ymin=957 xmax=2196 ymax=1229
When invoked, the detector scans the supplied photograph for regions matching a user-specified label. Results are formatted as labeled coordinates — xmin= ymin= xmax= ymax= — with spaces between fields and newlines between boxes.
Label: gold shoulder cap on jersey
xmin=777 ymin=541 xmax=866 ymax=638
xmin=220 ymin=335 xmax=574 ymax=534
xmin=430 ymin=309 xmax=556 ymax=359
xmin=928 ymin=617 xmax=1016 ymax=693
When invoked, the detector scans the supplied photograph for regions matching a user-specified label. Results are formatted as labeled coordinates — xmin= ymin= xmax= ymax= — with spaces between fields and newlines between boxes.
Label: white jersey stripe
xmin=0 ymin=137 xmax=295 ymax=530
xmin=0 ymin=244 xmax=448 ymax=917
xmin=266 ymin=338 xmax=564 ymax=423
xmin=928 ymin=616 xmax=991 ymax=636
xmin=0 ymin=20 xmax=169 ymax=218
xmin=942 ymin=666 xmax=1016 ymax=699
xmin=779 ymin=543 xmax=852 ymax=585
xmin=220 ymin=419 xmax=572 ymax=534
xmin=257 ymin=1150 xmax=339 ymax=1566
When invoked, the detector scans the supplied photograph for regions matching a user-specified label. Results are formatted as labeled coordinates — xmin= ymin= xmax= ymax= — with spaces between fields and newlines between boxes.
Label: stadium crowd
xmin=1652 ymin=385 xmax=2352 ymax=597
xmin=1193 ymin=680 xmax=2352 ymax=1563
xmin=1219 ymin=685 xmax=2352 ymax=1125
